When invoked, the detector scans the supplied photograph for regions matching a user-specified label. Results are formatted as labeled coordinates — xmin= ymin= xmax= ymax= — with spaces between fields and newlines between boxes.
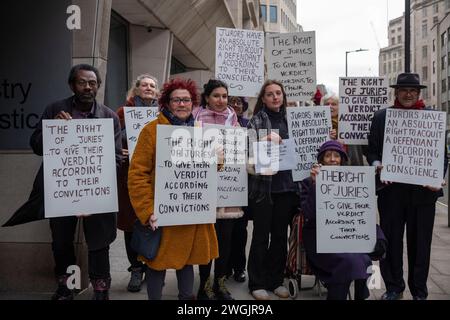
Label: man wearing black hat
xmin=367 ymin=73 xmax=447 ymax=300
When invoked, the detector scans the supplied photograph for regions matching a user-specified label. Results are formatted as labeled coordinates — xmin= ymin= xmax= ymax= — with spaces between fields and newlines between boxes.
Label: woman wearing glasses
xmin=116 ymin=74 xmax=159 ymax=293
xmin=128 ymin=78 xmax=218 ymax=300
xmin=193 ymin=79 xmax=244 ymax=300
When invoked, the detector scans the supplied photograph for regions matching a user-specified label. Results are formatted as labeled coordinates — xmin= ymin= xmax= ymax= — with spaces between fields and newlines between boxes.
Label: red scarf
xmin=394 ymin=98 xmax=425 ymax=110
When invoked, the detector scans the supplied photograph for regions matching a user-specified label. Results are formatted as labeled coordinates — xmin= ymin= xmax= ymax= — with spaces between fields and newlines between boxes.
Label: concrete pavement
xmin=1 ymin=203 xmax=449 ymax=300
xmin=86 ymin=201 xmax=450 ymax=301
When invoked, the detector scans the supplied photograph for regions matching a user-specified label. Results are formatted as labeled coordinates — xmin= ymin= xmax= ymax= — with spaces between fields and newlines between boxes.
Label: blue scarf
xmin=162 ymin=108 xmax=195 ymax=126
xmin=134 ymin=96 xmax=157 ymax=107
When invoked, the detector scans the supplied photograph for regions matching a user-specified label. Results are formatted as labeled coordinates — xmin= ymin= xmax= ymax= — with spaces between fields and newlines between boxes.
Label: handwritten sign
xmin=42 ymin=119 xmax=118 ymax=218
xmin=381 ymin=109 xmax=446 ymax=187
xmin=123 ymin=107 xmax=158 ymax=160
xmin=204 ymin=124 xmax=248 ymax=206
xmin=215 ymin=27 xmax=264 ymax=97
xmin=316 ymin=166 xmax=376 ymax=253
xmin=266 ymin=31 xmax=316 ymax=103
xmin=287 ymin=106 xmax=331 ymax=181
xmin=253 ymin=139 xmax=296 ymax=174
xmin=154 ymin=125 xmax=218 ymax=226
xmin=339 ymin=77 xmax=389 ymax=145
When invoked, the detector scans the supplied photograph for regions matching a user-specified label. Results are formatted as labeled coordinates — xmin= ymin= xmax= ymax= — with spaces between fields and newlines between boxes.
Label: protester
xmin=300 ymin=140 xmax=387 ymax=300
xmin=194 ymin=80 xmax=244 ymax=300
xmin=128 ymin=78 xmax=218 ymax=300
xmin=312 ymin=88 xmax=322 ymax=106
xmin=227 ymin=95 xmax=251 ymax=284
xmin=320 ymin=93 xmax=339 ymax=141
xmin=116 ymin=74 xmax=159 ymax=292
xmin=367 ymin=72 xmax=448 ymax=300
xmin=29 ymin=64 xmax=122 ymax=300
xmin=246 ymin=80 xmax=298 ymax=300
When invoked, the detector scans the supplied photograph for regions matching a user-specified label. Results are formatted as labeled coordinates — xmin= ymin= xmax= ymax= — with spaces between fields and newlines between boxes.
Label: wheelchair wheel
xmin=288 ymin=278 xmax=298 ymax=299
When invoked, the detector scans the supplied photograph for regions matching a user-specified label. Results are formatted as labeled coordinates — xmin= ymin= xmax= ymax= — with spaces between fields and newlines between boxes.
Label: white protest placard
xmin=123 ymin=106 xmax=158 ymax=160
xmin=215 ymin=27 xmax=264 ymax=97
xmin=253 ymin=139 xmax=296 ymax=174
xmin=381 ymin=109 xmax=446 ymax=187
xmin=203 ymin=124 xmax=248 ymax=207
xmin=287 ymin=106 xmax=331 ymax=181
xmin=154 ymin=125 xmax=218 ymax=226
xmin=339 ymin=77 xmax=389 ymax=145
xmin=316 ymin=166 xmax=376 ymax=253
xmin=42 ymin=119 xmax=118 ymax=218
xmin=266 ymin=31 xmax=316 ymax=103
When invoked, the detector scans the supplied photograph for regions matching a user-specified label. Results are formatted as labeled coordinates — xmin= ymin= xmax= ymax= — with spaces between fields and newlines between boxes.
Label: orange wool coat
xmin=127 ymin=112 xmax=219 ymax=270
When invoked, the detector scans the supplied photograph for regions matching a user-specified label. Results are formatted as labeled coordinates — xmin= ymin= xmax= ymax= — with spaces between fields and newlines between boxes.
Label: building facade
xmin=379 ymin=0 xmax=450 ymax=112
xmin=0 ymin=0 xmax=262 ymax=293
xmin=379 ymin=15 xmax=405 ymax=104
xmin=260 ymin=0 xmax=300 ymax=33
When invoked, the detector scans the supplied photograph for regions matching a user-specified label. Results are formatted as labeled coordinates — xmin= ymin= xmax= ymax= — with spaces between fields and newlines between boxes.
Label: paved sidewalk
xmin=84 ymin=202 xmax=450 ymax=301
xmin=1 ymin=203 xmax=449 ymax=300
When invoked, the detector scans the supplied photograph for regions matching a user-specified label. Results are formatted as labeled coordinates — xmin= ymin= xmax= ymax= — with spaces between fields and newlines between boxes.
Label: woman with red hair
xmin=128 ymin=78 xmax=219 ymax=300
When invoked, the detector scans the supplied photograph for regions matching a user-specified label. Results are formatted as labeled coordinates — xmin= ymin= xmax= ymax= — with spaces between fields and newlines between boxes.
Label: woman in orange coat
xmin=128 ymin=78 xmax=218 ymax=300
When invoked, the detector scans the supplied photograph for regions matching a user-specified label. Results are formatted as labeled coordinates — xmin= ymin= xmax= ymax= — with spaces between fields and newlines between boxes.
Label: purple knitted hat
xmin=317 ymin=140 xmax=348 ymax=162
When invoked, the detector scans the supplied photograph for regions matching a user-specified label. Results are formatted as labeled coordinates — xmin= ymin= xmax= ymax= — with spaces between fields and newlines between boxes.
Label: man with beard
xmin=29 ymin=64 xmax=122 ymax=300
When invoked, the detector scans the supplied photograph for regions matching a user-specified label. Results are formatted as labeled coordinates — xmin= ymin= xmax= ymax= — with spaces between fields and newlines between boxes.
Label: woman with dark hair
xmin=227 ymin=95 xmax=251 ymax=283
xmin=229 ymin=96 xmax=249 ymax=127
xmin=246 ymin=80 xmax=299 ymax=300
xmin=300 ymin=140 xmax=386 ymax=300
xmin=194 ymin=79 xmax=243 ymax=300
xmin=128 ymin=78 xmax=218 ymax=300
xmin=116 ymin=74 xmax=159 ymax=292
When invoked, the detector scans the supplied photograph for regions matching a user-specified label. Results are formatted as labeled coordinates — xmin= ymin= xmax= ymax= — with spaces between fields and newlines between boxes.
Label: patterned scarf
xmin=394 ymin=98 xmax=425 ymax=110
xmin=161 ymin=107 xmax=195 ymax=126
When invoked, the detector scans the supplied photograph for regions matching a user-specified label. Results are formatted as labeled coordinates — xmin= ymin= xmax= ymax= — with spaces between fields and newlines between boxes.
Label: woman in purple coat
xmin=300 ymin=140 xmax=386 ymax=300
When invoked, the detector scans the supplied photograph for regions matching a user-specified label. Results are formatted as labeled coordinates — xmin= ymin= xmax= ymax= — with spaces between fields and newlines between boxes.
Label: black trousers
xmin=326 ymin=279 xmax=369 ymax=300
xmin=124 ymin=231 xmax=145 ymax=271
xmin=199 ymin=219 xmax=235 ymax=281
xmin=50 ymin=216 xmax=110 ymax=280
xmin=378 ymin=189 xmax=436 ymax=298
xmin=247 ymin=192 xmax=298 ymax=292
xmin=228 ymin=210 xmax=249 ymax=274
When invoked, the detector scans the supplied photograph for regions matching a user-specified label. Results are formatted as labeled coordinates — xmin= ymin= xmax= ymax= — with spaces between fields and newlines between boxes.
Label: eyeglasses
xmin=170 ymin=97 xmax=192 ymax=104
xmin=229 ymin=100 xmax=243 ymax=106
xmin=76 ymin=80 xmax=98 ymax=88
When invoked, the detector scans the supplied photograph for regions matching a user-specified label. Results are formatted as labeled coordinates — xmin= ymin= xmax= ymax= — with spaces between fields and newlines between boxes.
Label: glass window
xmin=422 ymin=7 xmax=427 ymax=17
xmin=260 ymin=5 xmax=267 ymax=22
xmin=391 ymin=37 xmax=395 ymax=45
xmin=270 ymin=5 xmax=277 ymax=23
xmin=398 ymin=35 xmax=402 ymax=43
xmin=422 ymin=45 xmax=428 ymax=58
xmin=433 ymin=39 xmax=436 ymax=52
xmin=422 ymin=24 xmax=428 ymax=38
xmin=433 ymin=3 xmax=439 ymax=14
xmin=433 ymin=60 xmax=436 ymax=74
xmin=433 ymin=82 xmax=436 ymax=96
xmin=422 ymin=66 xmax=428 ymax=81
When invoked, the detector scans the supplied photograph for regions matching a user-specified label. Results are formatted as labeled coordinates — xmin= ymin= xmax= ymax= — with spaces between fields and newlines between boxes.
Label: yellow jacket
xmin=128 ymin=113 xmax=219 ymax=270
